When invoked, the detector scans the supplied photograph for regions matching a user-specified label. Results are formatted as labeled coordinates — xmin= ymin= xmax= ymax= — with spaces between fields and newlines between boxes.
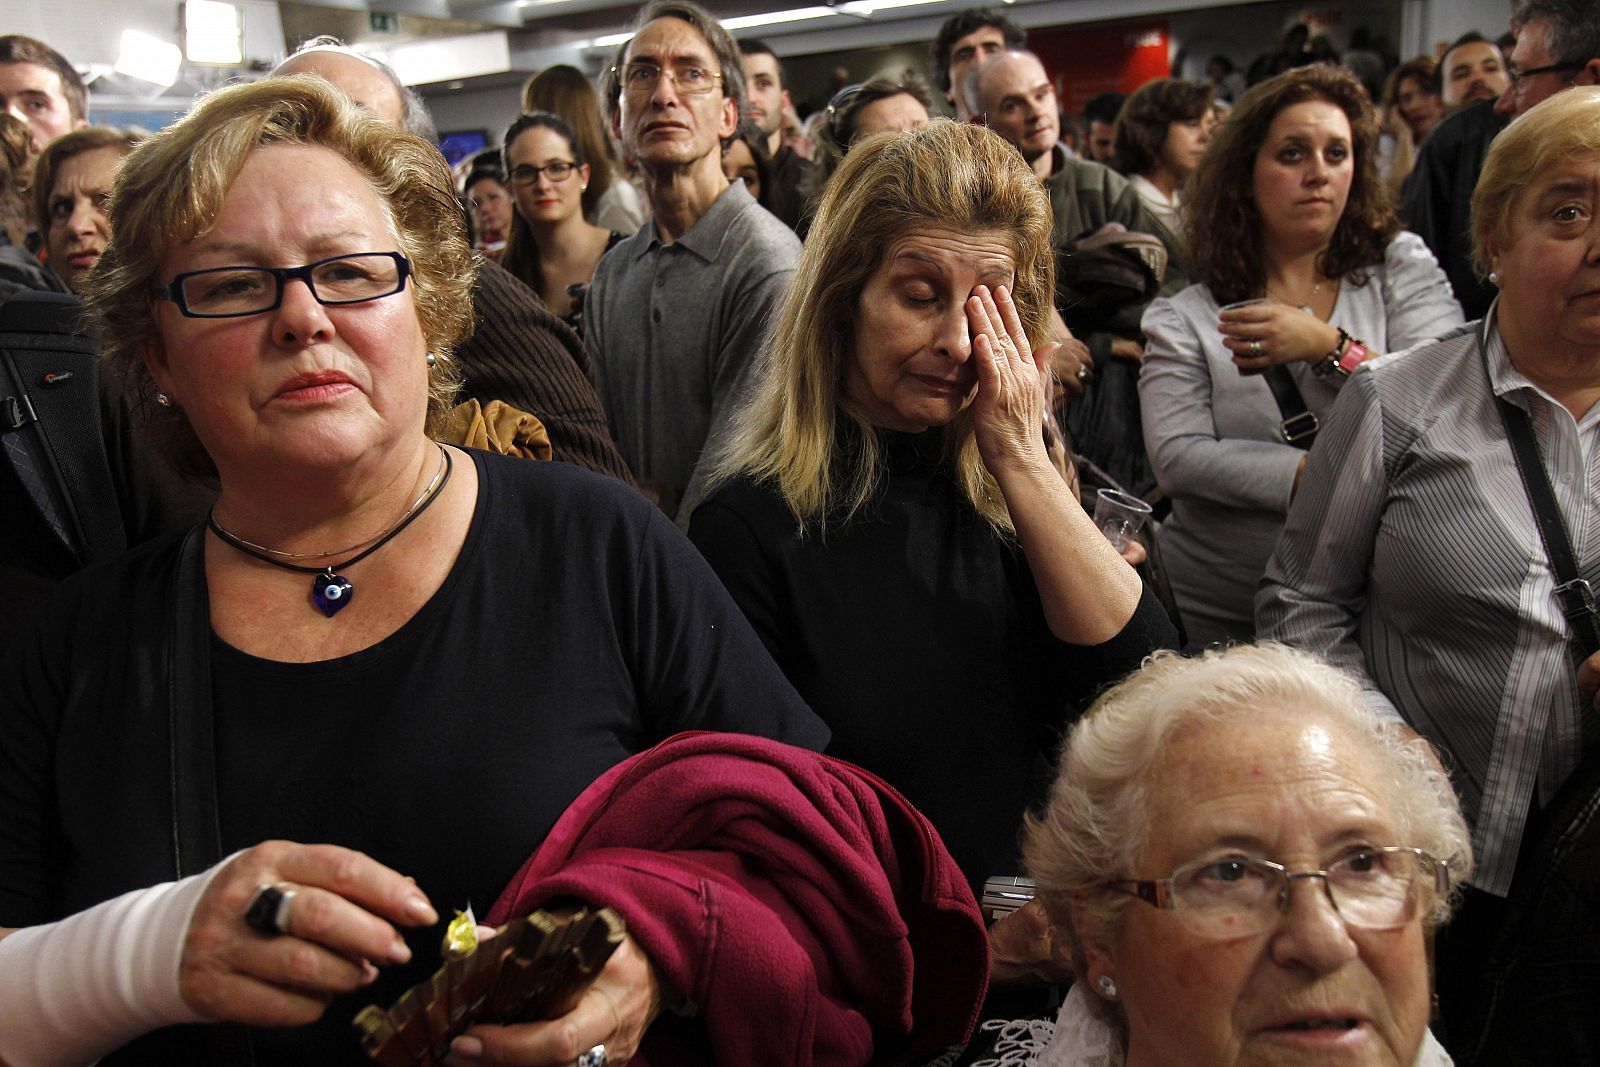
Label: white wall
xmin=421 ymin=82 xmax=523 ymax=140
xmin=1409 ymin=0 xmax=1514 ymax=57
xmin=0 ymin=0 xmax=284 ymax=68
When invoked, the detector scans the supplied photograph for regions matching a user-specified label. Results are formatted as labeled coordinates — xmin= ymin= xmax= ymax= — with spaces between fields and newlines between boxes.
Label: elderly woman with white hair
xmin=1012 ymin=643 xmax=1471 ymax=1066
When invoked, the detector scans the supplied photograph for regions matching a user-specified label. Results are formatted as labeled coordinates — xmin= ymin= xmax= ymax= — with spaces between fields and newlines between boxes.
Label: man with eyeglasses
xmin=588 ymin=0 xmax=801 ymax=526
xmin=1495 ymin=0 xmax=1600 ymax=119
xmin=1404 ymin=6 xmax=1599 ymax=323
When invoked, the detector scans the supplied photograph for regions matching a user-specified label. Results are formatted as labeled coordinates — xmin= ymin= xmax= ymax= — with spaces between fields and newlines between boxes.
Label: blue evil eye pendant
xmin=312 ymin=571 xmax=354 ymax=617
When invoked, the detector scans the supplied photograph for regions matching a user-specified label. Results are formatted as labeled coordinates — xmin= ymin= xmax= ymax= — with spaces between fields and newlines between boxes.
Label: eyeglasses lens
xmin=1172 ymin=851 xmax=1426 ymax=937
xmin=179 ymin=254 xmax=403 ymax=317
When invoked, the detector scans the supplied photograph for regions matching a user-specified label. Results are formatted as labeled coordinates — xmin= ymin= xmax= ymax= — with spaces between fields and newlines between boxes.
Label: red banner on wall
xmin=1030 ymin=21 xmax=1171 ymax=116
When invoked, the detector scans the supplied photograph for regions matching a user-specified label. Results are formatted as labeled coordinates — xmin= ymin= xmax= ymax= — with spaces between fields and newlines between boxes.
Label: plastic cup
xmin=1095 ymin=489 xmax=1153 ymax=551
xmin=1220 ymin=298 xmax=1272 ymax=374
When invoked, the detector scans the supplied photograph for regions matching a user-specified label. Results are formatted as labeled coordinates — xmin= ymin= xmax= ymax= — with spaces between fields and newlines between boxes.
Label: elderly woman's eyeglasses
xmin=509 ymin=161 xmax=579 ymax=185
xmin=616 ymin=62 xmax=722 ymax=96
xmin=157 ymin=252 xmax=412 ymax=319
xmin=1107 ymin=847 xmax=1451 ymax=938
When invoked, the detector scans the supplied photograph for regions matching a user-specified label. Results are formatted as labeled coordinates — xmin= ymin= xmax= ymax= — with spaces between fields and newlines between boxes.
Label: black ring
xmin=244 ymin=884 xmax=291 ymax=936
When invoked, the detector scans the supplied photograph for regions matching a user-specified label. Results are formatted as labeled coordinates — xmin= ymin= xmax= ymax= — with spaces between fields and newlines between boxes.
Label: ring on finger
xmin=577 ymin=1043 xmax=608 ymax=1067
xmin=1248 ymin=340 xmax=1263 ymax=357
xmin=244 ymin=883 xmax=296 ymax=937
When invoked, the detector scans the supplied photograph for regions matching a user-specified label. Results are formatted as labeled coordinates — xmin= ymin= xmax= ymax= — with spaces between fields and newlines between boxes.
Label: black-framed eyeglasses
xmin=1106 ymin=847 xmax=1452 ymax=939
xmin=1508 ymin=60 xmax=1587 ymax=93
xmin=615 ymin=62 xmax=722 ymax=96
xmin=157 ymin=252 xmax=412 ymax=319
xmin=508 ymin=161 xmax=579 ymax=185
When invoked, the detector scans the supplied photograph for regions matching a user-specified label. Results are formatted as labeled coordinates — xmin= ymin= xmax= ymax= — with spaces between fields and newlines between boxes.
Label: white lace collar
xmin=968 ymin=983 xmax=1456 ymax=1067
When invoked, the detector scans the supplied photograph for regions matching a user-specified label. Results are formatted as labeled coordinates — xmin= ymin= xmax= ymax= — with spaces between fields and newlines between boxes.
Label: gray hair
xmin=1023 ymin=644 xmax=1473 ymax=1011
xmin=275 ymin=36 xmax=437 ymax=142
xmin=1512 ymin=0 xmax=1600 ymax=67
xmin=598 ymin=0 xmax=746 ymax=128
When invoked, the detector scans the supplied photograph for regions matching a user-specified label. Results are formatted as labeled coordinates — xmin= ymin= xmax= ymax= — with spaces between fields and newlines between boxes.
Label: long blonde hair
xmin=711 ymin=118 xmax=1053 ymax=533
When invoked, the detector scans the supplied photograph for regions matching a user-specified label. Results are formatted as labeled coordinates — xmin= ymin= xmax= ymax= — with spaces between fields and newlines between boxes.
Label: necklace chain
xmin=1267 ymin=276 xmax=1336 ymax=309
xmin=210 ymin=444 xmax=449 ymax=563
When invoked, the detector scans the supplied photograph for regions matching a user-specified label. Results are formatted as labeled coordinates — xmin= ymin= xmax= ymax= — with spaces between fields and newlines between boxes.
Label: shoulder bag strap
xmin=168 ymin=523 xmax=223 ymax=876
xmin=1262 ymin=365 xmax=1318 ymax=450
xmin=166 ymin=523 xmax=258 ymax=1063
xmin=1481 ymin=321 xmax=1600 ymax=663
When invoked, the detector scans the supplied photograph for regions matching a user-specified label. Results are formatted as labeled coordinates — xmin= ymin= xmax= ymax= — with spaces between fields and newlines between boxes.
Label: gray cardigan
xmin=1137 ymin=231 xmax=1463 ymax=643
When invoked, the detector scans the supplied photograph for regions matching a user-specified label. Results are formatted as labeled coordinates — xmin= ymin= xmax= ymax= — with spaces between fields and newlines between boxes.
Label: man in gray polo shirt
xmin=588 ymin=0 xmax=801 ymax=525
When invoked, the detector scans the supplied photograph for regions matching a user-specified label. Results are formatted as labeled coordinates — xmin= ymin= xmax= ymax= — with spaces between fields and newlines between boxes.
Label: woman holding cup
xmin=1137 ymin=65 xmax=1462 ymax=648
xmin=689 ymin=120 xmax=1177 ymax=900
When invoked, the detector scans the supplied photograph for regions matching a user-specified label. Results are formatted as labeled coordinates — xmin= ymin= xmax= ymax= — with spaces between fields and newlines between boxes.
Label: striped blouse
xmin=1258 ymin=309 xmax=1600 ymax=896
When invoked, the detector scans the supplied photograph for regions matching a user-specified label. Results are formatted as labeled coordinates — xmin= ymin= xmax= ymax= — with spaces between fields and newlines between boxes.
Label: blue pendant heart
xmin=312 ymin=573 xmax=354 ymax=617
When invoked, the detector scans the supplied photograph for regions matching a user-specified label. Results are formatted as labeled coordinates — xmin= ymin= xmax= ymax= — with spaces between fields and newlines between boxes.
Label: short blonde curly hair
xmin=86 ymin=75 xmax=476 ymax=478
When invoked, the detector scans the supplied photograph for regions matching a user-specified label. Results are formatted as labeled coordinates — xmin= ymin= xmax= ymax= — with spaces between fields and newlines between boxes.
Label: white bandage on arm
xmin=0 ymin=867 xmax=220 ymax=1067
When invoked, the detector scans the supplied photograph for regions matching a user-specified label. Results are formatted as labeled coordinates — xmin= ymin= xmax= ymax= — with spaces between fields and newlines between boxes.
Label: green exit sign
xmin=369 ymin=11 xmax=400 ymax=32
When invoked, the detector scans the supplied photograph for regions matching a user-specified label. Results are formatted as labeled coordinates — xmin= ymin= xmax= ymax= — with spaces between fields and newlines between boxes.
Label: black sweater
xmin=689 ymin=429 xmax=1178 ymax=889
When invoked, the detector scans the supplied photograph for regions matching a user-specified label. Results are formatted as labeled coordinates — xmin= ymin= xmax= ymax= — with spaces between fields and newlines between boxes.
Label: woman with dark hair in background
xmin=522 ymin=64 xmax=646 ymax=234
xmin=1138 ymin=64 xmax=1461 ymax=648
xmin=1205 ymin=54 xmax=1246 ymax=105
xmin=1113 ymin=78 xmax=1217 ymax=234
xmin=501 ymin=111 xmax=621 ymax=335
xmin=1379 ymin=56 xmax=1443 ymax=196
xmin=462 ymin=152 xmax=513 ymax=260
xmin=721 ymin=120 xmax=773 ymax=211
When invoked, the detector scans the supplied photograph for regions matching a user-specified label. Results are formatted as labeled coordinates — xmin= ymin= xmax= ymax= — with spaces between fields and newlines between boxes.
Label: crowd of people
xmin=0 ymin=0 xmax=1598 ymax=1064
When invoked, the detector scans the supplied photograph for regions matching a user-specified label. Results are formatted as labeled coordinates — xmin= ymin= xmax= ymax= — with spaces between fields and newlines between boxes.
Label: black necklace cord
xmin=206 ymin=444 xmax=453 ymax=577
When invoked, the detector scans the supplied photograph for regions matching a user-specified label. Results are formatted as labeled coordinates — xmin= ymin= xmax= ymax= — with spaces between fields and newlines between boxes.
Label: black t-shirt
xmin=0 ymin=449 xmax=826 ymax=1064
xmin=689 ymin=429 xmax=1177 ymax=890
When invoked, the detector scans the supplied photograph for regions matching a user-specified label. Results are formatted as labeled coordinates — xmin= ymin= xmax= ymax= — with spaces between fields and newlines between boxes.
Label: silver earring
xmin=425 ymin=352 xmax=438 ymax=368
xmin=1096 ymin=975 xmax=1119 ymax=999
xmin=1488 ymin=271 xmax=1500 ymax=285
xmin=155 ymin=392 xmax=172 ymax=407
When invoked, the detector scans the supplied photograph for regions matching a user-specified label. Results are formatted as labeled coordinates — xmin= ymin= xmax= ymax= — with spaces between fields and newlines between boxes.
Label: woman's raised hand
xmin=1219 ymin=299 xmax=1342 ymax=374
xmin=180 ymin=842 xmax=437 ymax=1027
xmin=970 ymin=284 xmax=1059 ymax=477
xmin=445 ymin=931 xmax=662 ymax=1066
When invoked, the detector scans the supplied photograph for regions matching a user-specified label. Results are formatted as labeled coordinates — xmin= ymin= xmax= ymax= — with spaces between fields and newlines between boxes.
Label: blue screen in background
xmin=439 ymin=130 xmax=489 ymax=167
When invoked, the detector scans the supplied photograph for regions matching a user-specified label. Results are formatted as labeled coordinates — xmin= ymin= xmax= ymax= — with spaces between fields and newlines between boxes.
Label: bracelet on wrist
xmin=1312 ymin=329 xmax=1368 ymax=379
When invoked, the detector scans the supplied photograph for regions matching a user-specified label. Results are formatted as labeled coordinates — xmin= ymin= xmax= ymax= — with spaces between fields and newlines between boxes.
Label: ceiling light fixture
xmin=584 ymin=0 xmax=946 ymax=48
xmin=114 ymin=28 xmax=183 ymax=87
xmin=185 ymin=0 xmax=242 ymax=65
